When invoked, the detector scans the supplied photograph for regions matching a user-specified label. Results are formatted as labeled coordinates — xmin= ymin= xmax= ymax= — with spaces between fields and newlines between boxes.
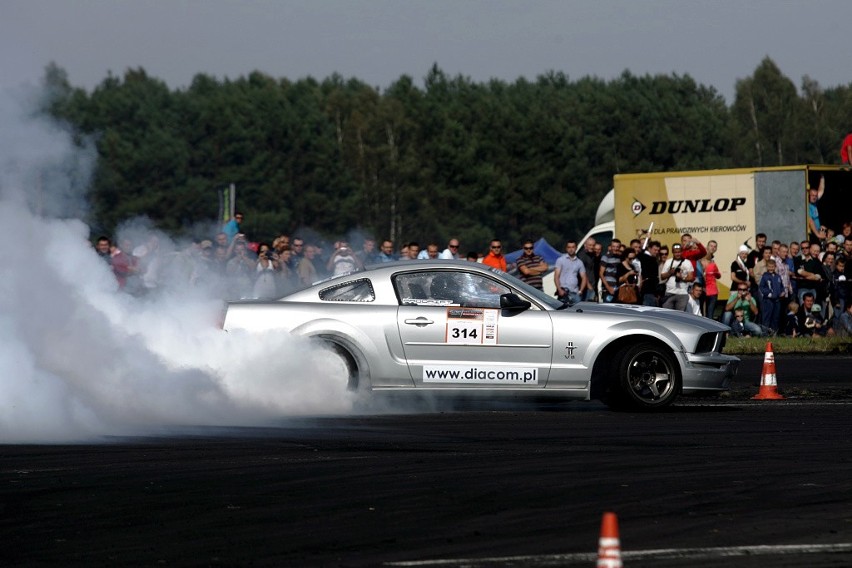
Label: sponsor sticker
xmin=423 ymin=365 xmax=538 ymax=384
xmin=445 ymin=307 xmax=498 ymax=345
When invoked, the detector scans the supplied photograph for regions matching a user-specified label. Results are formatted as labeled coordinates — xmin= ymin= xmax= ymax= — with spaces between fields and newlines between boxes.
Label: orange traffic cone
xmin=597 ymin=511 xmax=622 ymax=568
xmin=752 ymin=342 xmax=784 ymax=400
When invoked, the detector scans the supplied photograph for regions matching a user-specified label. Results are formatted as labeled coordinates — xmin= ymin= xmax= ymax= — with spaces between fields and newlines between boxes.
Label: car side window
xmin=395 ymin=271 xmax=509 ymax=308
xmin=319 ymin=279 xmax=375 ymax=302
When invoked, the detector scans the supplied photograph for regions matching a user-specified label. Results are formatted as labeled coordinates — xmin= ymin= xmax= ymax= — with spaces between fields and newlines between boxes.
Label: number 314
xmin=451 ymin=328 xmax=477 ymax=339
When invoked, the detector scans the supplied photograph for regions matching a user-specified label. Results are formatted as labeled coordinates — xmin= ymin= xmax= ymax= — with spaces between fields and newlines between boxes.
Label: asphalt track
xmin=2 ymin=356 xmax=852 ymax=567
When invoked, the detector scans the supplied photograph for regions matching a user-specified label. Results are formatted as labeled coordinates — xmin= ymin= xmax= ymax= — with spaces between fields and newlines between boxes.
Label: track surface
xmin=2 ymin=356 xmax=851 ymax=567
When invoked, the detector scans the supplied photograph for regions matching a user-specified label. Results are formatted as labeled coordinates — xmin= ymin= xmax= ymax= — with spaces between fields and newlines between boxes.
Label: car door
xmin=394 ymin=269 xmax=553 ymax=388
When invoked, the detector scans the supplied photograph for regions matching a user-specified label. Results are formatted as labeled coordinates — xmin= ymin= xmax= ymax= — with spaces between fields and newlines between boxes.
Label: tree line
xmin=39 ymin=57 xmax=852 ymax=249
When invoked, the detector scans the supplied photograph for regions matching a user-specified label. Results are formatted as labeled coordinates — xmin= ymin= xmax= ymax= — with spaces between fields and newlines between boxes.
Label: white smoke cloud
xmin=0 ymin=83 xmax=354 ymax=443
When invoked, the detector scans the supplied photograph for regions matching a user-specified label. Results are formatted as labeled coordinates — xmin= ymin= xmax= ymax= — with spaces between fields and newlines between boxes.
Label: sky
xmin=3 ymin=0 xmax=850 ymax=103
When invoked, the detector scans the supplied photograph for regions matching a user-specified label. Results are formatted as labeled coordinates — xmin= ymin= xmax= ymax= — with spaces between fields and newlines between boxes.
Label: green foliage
xmin=39 ymin=57 xmax=852 ymax=250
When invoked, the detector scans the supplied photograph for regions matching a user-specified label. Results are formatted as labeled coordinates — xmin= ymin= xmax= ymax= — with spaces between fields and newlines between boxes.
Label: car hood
xmin=558 ymin=301 xmax=731 ymax=332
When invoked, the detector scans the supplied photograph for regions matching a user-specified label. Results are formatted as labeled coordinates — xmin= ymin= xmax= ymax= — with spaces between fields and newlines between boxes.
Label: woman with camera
xmin=253 ymin=242 xmax=280 ymax=299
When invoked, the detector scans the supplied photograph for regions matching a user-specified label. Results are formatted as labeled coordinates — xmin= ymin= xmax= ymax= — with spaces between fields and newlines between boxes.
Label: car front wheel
xmin=607 ymin=341 xmax=679 ymax=411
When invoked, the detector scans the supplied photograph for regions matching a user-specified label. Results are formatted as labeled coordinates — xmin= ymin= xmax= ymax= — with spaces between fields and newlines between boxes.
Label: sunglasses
xmin=523 ymin=246 xmax=534 ymax=250
xmin=449 ymin=245 xmax=459 ymax=249
xmin=491 ymin=246 xmax=502 ymax=250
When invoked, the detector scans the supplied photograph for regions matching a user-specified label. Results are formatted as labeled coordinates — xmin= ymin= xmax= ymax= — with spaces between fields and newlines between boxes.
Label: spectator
xmin=577 ymin=237 xmax=599 ymax=301
xmin=722 ymin=284 xmax=765 ymax=336
xmin=660 ymin=243 xmax=694 ymax=311
xmin=223 ymin=212 xmax=244 ymax=243
xmin=789 ymin=240 xmax=803 ymax=296
xmin=407 ymin=242 xmax=421 ymax=260
xmin=807 ymin=176 xmax=826 ymax=245
xmin=291 ymin=236 xmax=305 ymax=266
xmin=629 ymin=239 xmax=643 ymax=279
xmin=95 ymin=235 xmax=111 ymax=263
xmin=784 ymin=301 xmax=800 ymax=337
xmin=832 ymin=257 xmax=848 ymax=314
xmin=399 ymin=243 xmax=411 ymax=260
xmin=729 ymin=308 xmax=748 ymax=338
xmin=841 ymin=239 xmax=852 ymax=263
xmin=599 ymin=238 xmax=622 ymax=303
xmin=772 ymin=243 xmax=795 ymax=327
xmin=680 ymin=233 xmax=707 ymax=273
xmin=214 ymin=231 xmax=230 ymax=253
xmin=686 ymin=282 xmax=704 ymax=316
xmin=798 ymin=292 xmax=827 ymax=336
xmin=425 ymin=243 xmax=440 ymax=259
xmin=753 ymin=246 xmax=772 ymax=286
xmin=132 ymin=235 xmax=162 ymax=295
xmin=297 ymin=244 xmax=319 ymax=286
xmin=377 ymin=240 xmax=396 ymax=263
xmin=327 ymin=241 xmax=363 ymax=276
xmin=226 ymin=234 xmax=256 ymax=298
xmin=746 ymin=233 xmax=767 ymax=270
xmin=834 ymin=302 xmax=852 ymax=337
xmin=731 ymin=244 xmax=750 ymax=292
xmin=277 ymin=246 xmax=297 ymax=293
xmin=699 ymin=240 xmax=721 ymax=319
xmin=638 ymin=240 xmax=661 ymax=307
xmin=796 ymin=243 xmax=824 ymax=304
xmin=759 ymin=259 xmax=783 ymax=333
xmin=615 ymin=248 xmax=640 ymax=304
xmin=515 ymin=239 xmax=548 ymax=290
xmin=746 ymin=236 xmax=766 ymax=316
xmin=554 ymin=239 xmax=588 ymax=305
xmin=253 ymin=242 xmax=279 ymax=299
xmin=110 ymin=239 xmax=135 ymax=289
xmin=482 ymin=239 xmax=507 ymax=271
xmin=751 ymin=246 xmax=772 ymax=318
xmin=842 ymin=131 xmax=852 ymax=164
xmin=440 ymin=238 xmax=461 ymax=260
xmin=356 ymin=238 xmax=379 ymax=266
xmin=466 ymin=251 xmax=479 ymax=262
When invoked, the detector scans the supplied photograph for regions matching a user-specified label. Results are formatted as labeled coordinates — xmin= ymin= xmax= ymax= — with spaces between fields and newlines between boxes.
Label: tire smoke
xmin=0 ymin=84 xmax=354 ymax=443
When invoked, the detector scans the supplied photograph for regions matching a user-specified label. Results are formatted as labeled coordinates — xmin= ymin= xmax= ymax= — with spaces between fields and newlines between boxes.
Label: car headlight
xmin=695 ymin=331 xmax=725 ymax=354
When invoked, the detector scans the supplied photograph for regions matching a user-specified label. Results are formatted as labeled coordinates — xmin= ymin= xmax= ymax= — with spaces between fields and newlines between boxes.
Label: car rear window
xmin=318 ymin=279 xmax=375 ymax=302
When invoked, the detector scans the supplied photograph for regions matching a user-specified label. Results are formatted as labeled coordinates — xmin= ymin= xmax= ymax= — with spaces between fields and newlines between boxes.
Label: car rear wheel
xmin=318 ymin=339 xmax=359 ymax=391
xmin=607 ymin=341 xmax=679 ymax=411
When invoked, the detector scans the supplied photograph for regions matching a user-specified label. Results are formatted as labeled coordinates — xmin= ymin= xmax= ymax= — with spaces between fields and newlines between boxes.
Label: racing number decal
xmin=445 ymin=307 xmax=498 ymax=345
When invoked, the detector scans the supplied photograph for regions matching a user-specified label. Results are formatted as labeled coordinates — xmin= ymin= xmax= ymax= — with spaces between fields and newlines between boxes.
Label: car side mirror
xmin=500 ymin=293 xmax=531 ymax=312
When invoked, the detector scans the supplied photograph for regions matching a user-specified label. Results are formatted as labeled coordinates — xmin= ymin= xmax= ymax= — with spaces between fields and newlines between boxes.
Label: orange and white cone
xmin=597 ymin=511 xmax=622 ymax=568
xmin=752 ymin=342 xmax=784 ymax=400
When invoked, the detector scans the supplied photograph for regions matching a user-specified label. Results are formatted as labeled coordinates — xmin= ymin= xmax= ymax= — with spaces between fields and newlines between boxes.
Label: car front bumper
xmin=680 ymin=352 xmax=739 ymax=393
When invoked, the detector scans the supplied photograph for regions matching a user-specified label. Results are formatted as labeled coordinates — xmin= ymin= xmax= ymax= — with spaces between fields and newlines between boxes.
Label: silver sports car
xmin=223 ymin=260 xmax=738 ymax=410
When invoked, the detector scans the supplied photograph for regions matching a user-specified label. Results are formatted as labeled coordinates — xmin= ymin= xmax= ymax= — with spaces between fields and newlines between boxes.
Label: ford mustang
xmin=222 ymin=260 xmax=738 ymax=410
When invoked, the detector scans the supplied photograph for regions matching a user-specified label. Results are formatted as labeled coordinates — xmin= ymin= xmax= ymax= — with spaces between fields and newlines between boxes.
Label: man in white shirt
xmin=660 ymin=243 xmax=695 ymax=311
xmin=439 ymin=238 xmax=461 ymax=260
xmin=686 ymin=282 xmax=704 ymax=316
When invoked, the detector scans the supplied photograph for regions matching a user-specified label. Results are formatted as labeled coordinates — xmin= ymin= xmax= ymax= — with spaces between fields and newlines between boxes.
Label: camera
xmin=265 ymin=250 xmax=275 ymax=259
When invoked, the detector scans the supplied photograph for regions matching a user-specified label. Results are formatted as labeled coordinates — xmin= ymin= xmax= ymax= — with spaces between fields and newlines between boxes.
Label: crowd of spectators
xmin=559 ymin=228 xmax=852 ymax=339
xmin=92 ymin=209 xmax=852 ymax=339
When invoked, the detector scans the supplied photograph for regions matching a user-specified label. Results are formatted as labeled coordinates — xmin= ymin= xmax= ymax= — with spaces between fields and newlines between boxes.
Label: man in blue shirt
xmin=807 ymin=175 xmax=825 ymax=245
xmin=554 ymin=240 xmax=588 ymax=305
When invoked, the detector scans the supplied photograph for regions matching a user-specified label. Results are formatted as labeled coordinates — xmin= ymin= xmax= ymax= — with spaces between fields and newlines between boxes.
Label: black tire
xmin=606 ymin=341 xmax=680 ymax=411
